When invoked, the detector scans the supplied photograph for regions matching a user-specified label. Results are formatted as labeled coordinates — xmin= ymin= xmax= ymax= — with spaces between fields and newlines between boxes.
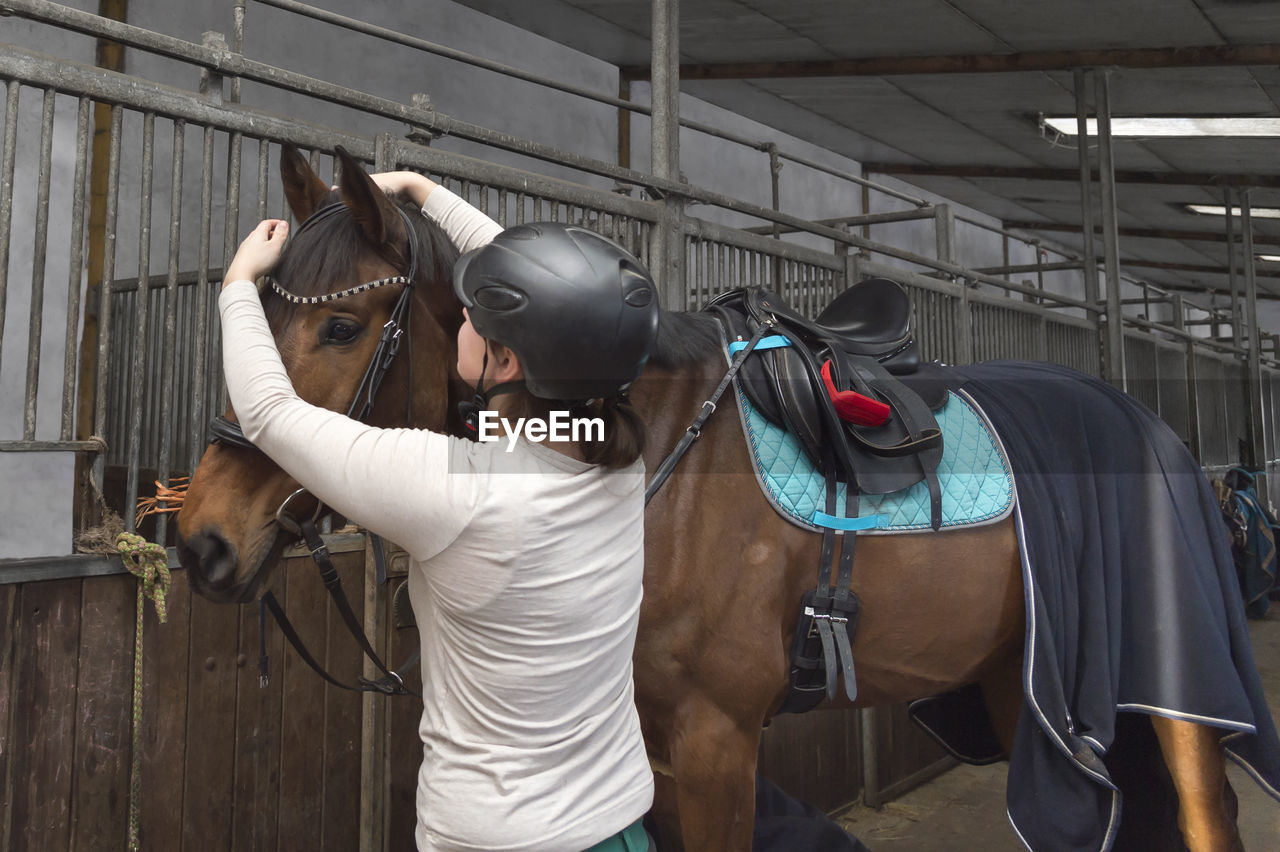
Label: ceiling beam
xmin=1002 ymin=220 xmax=1280 ymax=247
xmin=622 ymin=44 xmax=1280 ymax=81
xmin=864 ymin=163 xmax=1280 ymax=189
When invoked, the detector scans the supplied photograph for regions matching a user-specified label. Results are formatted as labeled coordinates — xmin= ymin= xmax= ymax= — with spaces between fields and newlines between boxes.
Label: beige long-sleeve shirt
xmin=219 ymin=189 xmax=653 ymax=851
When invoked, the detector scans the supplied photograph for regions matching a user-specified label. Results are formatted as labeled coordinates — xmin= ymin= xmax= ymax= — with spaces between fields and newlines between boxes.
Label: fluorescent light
xmin=1186 ymin=204 xmax=1280 ymax=219
xmin=1044 ymin=116 xmax=1280 ymax=137
xmin=1258 ymin=255 xmax=1280 ymax=262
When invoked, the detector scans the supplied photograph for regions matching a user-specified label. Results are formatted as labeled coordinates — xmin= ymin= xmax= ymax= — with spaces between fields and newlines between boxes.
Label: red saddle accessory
xmin=821 ymin=360 xmax=891 ymax=427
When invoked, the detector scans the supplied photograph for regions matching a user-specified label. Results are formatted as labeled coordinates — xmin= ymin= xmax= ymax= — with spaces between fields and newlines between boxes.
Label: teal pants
xmin=581 ymin=818 xmax=650 ymax=852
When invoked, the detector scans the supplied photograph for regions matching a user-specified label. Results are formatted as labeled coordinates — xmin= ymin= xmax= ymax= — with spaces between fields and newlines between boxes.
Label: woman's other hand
xmin=369 ymin=170 xmax=438 ymax=208
xmin=225 ymin=219 xmax=289 ymax=290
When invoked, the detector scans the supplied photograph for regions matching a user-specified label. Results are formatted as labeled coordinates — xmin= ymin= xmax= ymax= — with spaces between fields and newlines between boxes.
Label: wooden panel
xmin=276 ymin=558 xmax=329 ymax=850
xmin=181 ymin=573 xmax=242 ymax=850
xmin=0 ymin=583 xmax=19 ymax=847
xmin=321 ymin=551 xmax=365 ymax=851
xmin=139 ymin=567 xmax=192 ymax=852
xmin=758 ymin=707 xmax=862 ymax=812
xmin=69 ymin=573 xmax=136 ymax=851
xmin=231 ymin=584 xmax=283 ymax=852
xmin=7 ymin=578 xmax=82 ymax=852
xmin=872 ymin=702 xmax=951 ymax=801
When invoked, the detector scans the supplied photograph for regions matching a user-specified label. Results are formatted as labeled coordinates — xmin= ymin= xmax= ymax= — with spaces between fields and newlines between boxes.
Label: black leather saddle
xmin=708 ymin=281 xmax=945 ymax=520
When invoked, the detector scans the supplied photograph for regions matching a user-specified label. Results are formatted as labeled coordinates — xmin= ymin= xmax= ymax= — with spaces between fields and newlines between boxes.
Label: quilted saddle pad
xmin=733 ymin=381 xmax=1014 ymax=534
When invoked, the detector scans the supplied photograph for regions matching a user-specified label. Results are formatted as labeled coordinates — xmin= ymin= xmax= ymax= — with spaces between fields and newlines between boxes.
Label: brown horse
xmin=177 ymin=147 xmax=1247 ymax=852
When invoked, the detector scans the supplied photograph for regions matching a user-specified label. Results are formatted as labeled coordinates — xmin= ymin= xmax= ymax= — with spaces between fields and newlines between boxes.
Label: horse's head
xmin=177 ymin=146 xmax=463 ymax=602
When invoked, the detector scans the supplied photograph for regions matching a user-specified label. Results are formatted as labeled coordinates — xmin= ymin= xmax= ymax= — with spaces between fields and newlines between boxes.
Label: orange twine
xmin=134 ymin=476 xmax=190 ymax=527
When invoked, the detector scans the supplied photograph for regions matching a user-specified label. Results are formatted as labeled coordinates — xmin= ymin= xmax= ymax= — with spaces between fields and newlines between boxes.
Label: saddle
xmin=708 ymin=281 xmax=946 ymax=507
xmin=706 ymin=280 xmax=947 ymax=715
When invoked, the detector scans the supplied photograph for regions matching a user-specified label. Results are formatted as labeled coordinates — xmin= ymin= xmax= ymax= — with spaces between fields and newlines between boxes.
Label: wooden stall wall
xmin=1 ymin=546 xmax=422 ymax=851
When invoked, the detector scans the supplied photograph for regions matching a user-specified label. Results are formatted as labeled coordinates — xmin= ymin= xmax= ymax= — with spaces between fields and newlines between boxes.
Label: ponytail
xmin=577 ymin=394 xmax=645 ymax=469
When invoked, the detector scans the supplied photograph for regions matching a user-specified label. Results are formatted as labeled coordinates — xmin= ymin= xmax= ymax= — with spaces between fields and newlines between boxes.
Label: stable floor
xmin=835 ymin=611 xmax=1280 ymax=850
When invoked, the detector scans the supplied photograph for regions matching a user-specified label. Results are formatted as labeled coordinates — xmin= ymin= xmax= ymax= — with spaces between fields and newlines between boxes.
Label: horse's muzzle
xmin=179 ymin=527 xmax=242 ymax=600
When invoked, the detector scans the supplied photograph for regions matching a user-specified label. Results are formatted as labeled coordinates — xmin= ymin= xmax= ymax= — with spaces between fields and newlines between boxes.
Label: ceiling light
xmin=1185 ymin=204 xmax=1280 ymax=219
xmin=1044 ymin=116 xmax=1280 ymax=137
xmin=1258 ymin=255 xmax=1280 ymax=263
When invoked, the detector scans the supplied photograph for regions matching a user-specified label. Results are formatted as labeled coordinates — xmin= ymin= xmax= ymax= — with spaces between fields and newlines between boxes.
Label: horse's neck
xmin=632 ymin=358 xmax=730 ymax=463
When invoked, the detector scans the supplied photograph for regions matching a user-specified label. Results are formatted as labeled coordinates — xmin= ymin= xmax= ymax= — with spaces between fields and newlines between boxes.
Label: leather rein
xmin=209 ymin=202 xmax=422 ymax=697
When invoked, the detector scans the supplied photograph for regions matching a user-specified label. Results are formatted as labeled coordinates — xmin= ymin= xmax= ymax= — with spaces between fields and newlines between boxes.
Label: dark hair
xmin=499 ymin=390 xmax=646 ymax=469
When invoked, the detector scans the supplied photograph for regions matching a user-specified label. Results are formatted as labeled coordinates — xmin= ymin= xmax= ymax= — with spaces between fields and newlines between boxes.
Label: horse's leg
xmin=978 ymin=650 xmax=1023 ymax=756
xmin=668 ymin=696 xmax=759 ymax=852
xmin=1150 ymin=716 xmax=1243 ymax=852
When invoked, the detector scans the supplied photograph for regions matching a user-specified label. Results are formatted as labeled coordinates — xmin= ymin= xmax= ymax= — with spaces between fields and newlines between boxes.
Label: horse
xmin=176 ymin=145 xmax=1261 ymax=852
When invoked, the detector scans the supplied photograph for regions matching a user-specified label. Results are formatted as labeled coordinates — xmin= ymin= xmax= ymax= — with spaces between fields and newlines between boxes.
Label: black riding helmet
xmin=453 ymin=223 xmax=660 ymax=401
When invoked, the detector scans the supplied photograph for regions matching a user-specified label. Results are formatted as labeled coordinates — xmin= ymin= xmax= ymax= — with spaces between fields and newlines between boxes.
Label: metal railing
xmin=4 ymin=0 xmax=1280 ymax=564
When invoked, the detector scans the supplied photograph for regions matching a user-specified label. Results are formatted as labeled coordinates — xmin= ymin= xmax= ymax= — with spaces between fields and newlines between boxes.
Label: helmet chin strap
xmin=458 ymin=349 xmax=527 ymax=433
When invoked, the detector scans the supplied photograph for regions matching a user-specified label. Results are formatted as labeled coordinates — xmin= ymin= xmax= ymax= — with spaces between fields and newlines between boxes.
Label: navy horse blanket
xmin=930 ymin=361 xmax=1280 ymax=851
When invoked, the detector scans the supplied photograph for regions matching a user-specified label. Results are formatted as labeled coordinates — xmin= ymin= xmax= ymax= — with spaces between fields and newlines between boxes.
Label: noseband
xmin=206 ymin=200 xmax=424 ymax=696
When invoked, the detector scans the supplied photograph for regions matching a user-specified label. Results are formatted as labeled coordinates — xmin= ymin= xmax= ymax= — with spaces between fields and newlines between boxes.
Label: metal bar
xmin=1003 ymin=219 xmax=1280 ymax=248
xmin=742 ymin=206 xmax=936 ymax=235
xmin=865 ymin=161 xmax=1280 ymax=189
xmin=91 ymin=105 xmax=122 ymax=472
xmin=1074 ymin=69 xmax=1099 ymax=307
xmin=22 ymin=87 xmax=56 ymax=440
xmin=231 ymin=0 xmax=245 ymax=103
xmin=60 ymin=96 xmax=91 ymax=441
xmin=0 ymin=440 xmax=108 ymax=451
xmin=1242 ymin=192 xmax=1268 ymax=498
xmin=1095 ymin=71 xmax=1126 ymax=390
xmin=190 ymin=124 xmax=215 ymax=472
xmin=155 ymin=119 xmax=183 ymax=542
xmin=650 ymin=0 xmax=683 ymax=310
xmin=1225 ymin=187 xmax=1243 ymax=351
xmin=125 ymin=111 xmax=156 ymax=532
xmin=973 ymin=260 xmax=1082 ymax=275
xmin=0 ymin=80 xmax=18 ymax=382
xmin=657 ymin=43 xmax=1280 ymax=80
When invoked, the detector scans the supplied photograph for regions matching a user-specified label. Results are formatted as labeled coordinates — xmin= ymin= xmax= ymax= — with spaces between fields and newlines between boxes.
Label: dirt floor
xmin=834 ymin=610 xmax=1280 ymax=850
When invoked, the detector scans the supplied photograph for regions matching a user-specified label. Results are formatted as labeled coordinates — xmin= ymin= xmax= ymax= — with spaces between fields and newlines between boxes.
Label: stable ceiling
xmin=452 ymin=0 xmax=1280 ymax=303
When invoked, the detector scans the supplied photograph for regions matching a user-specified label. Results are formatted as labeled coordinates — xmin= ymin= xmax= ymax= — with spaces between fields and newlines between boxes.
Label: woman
xmin=220 ymin=171 xmax=658 ymax=852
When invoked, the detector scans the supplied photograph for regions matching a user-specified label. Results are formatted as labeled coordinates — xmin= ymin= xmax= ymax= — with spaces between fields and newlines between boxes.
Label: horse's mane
xmin=262 ymin=191 xmax=459 ymax=328
xmin=649 ymin=309 xmax=722 ymax=368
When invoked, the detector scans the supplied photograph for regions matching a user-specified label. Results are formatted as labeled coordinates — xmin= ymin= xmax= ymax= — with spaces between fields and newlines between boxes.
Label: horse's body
xmin=177 ymin=147 xmax=1249 ymax=852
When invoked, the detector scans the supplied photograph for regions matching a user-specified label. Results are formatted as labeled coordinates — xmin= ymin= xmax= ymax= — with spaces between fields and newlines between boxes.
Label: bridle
xmin=208 ymin=201 xmax=423 ymax=697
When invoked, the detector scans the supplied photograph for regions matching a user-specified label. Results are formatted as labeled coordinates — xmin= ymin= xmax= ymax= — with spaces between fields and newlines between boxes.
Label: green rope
xmin=116 ymin=532 xmax=169 ymax=852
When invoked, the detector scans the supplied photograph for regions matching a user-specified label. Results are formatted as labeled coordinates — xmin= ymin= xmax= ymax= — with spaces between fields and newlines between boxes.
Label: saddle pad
xmin=733 ymin=382 xmax=1014 ymax=533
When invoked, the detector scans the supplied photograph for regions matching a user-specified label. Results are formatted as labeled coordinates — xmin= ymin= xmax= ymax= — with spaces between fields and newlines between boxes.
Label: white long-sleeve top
xmin=219 ymin=188 xmax=653 ymax=851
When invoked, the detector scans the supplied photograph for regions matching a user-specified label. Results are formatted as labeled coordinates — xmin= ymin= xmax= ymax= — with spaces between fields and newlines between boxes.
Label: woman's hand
xmin=225 ymin=219 xmax=288 ymax=290
xmin=369 ymin=170 xmax=437 ymax=208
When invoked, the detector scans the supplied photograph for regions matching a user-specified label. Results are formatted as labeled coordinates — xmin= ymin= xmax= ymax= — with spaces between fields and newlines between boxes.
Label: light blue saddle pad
xmin=733 ymin=382 xmax=1014 ymax=533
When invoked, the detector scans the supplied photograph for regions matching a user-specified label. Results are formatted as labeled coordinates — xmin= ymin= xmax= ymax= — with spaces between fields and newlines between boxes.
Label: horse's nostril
xmin=182 ymin=529 xmax=239 ymax=588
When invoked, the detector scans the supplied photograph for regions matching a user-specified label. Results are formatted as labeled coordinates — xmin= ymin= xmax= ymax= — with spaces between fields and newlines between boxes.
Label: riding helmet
xmin=453 ymin=222 xmax=660 ymax=401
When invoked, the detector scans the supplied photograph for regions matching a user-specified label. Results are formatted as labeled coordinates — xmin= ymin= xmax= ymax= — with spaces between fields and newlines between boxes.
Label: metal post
xmin=1074 ymin=69 xmax=1099 ymax=306
xmin=230 ymin=0 xmax=246 ymax=103
xmin=1095 ymin=70 xmax=1126 ymax=390
xmin=1225 ymin=187 xmax=1243 ymax=351
xmin=1171 ymin=294 xmax=1201 ymax=461
xmin=617 ymin=76 xmax=631 ymax=169
xmin=1241 ymin=191 xmax=1269 ymax=500
xmin=650 ymin=0 xmax=684 ymax=310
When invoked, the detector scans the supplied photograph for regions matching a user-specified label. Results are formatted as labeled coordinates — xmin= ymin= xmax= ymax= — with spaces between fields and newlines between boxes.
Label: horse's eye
xmin=322 ymin=319 xmax=361 ymax=344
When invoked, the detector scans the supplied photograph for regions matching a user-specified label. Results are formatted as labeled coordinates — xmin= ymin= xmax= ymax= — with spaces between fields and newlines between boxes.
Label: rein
xmin=209 ymin=202 xmax=422 ymax=697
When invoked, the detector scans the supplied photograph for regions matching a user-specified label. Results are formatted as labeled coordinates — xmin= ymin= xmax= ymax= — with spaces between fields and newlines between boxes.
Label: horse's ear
xmin=334 ymin=146 xmax=406 ymax=260
xmin=280 ymin=144 xmax=330 ymax=223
